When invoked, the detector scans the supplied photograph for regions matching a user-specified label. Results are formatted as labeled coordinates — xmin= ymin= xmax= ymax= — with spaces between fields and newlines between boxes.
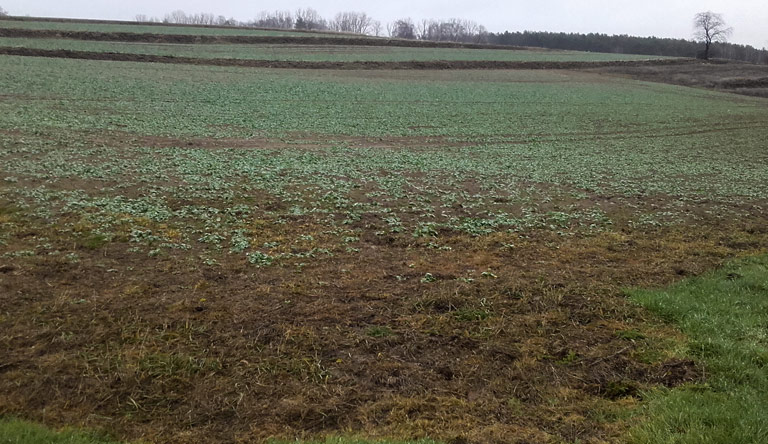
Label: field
xmin=1 ymin=18 xmax=768 ymax=444
xmin=0 ymin=38 xmax=664 ymax=62
xmin=0 ymin=18 xmax=327 ymax=37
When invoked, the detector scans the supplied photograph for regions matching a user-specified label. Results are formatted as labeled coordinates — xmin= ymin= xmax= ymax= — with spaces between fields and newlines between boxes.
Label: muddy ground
xmin=1 ymin=130 xmax=767 ymax=443
xmin=590 ymin=61 xmax=768 ymax=98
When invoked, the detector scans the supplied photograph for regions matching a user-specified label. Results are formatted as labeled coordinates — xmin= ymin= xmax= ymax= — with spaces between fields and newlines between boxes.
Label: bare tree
xmin=253 ymin=10 xmax=294 ymax=29
xmin=370 ymin=20 xmax=382 ymax=37
xmin=163 ymin=10 xmax=188 ymax=24
xmin=389 ymin=18 xmax=417 ymax=39
xmin=331 ymin=11 xmax=372 ymax=34
xmin=417 ymin=18 xmax=485 ymax=43
xmin=0 ymin=6 xmax=8 ymax=16
xmin=215 ymin=15 xmax=236 ymax=26
xmin=693 ymin=11 xmax=733 ymax=60
xmin=417 ymin=19 xmax=430 ymax=40
xmin=294 ymin=8 xmax=327 ymax=30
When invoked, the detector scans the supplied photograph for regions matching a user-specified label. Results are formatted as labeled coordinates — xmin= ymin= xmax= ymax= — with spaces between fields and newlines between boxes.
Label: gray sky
xmin=3 ymin=0 xmax=767 ymax=48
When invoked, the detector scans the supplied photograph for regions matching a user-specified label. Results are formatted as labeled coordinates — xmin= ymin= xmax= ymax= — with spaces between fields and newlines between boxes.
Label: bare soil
xmin=590 ymin=61 xmax=768 ymax=98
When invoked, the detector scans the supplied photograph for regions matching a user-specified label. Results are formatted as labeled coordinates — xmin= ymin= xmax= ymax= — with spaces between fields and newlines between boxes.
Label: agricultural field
xmin=0 ymin=18 xmax=325 ymax=37
xmin=0 ymin=37 xmax=665 ymax=62
xmin=0 ymin=23 xmax=767 ymax=444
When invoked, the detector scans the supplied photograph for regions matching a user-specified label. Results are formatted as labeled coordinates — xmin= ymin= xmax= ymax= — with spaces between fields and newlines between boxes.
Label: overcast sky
xmin=3 ymin=0 xmax=767 ymax=48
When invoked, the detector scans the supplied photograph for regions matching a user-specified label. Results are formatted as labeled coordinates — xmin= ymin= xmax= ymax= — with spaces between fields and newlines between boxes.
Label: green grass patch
xmin=0 ymin=418 xmax=438 ymax=444
xmin=627 ymin=255 xmax=768 ymax=443
xmin=366 ymin=326 xmax=395 ymax=337
xmin=0 ymin=418 xmax=121 ymax=444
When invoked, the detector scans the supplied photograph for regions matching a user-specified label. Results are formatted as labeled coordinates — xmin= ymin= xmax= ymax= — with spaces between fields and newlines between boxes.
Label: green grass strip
xmin=627 ymin=255 xmax=768 ymax=444
xmin=0 ymin=418 xmax=121 ymax=444
xmin=0 ymin=417 xmax=439 ymax=444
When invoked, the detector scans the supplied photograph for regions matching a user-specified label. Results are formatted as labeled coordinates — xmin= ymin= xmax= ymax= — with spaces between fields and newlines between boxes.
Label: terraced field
xmin=0 ymin=37 xmax=664 ymax=62
xmin=0 ymin=18 xmax=327 ymax=37
xmin=0 ymin=19 xmax=767 ymax=444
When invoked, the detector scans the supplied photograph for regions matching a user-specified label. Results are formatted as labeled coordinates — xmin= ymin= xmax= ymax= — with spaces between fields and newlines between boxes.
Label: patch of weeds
xmin=78 ymin=233 xmax=109 ymax=250
xmin=366 ymin=326 xmax=394 ymax=338
xmin=603 ymin=380 xmax=638 ymax=400
xmin=616 ymin=330 xmax=647 ymax=341
xmin=421 ymin=273 xmax=437 ymax=283
xmin=555 ymin=350 xmax=579 ymax=365
xmin=2 ymin=250 xmax=35 ymax=258
xmin=138 ymin=353 xmax=221 ymax=378
xmin=453 ymin=308 xmax=491 ymax=322
xmin=247 ymin=251 xmax=274 ymax=267
xmin=413 ymin=223 xmax=438 ymax=238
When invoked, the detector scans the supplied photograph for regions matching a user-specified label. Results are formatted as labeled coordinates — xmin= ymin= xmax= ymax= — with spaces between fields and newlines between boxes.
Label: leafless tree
xmin=0 ymin=6 xmax=9 ymax=16
xmin=253 ymin=10 xmax=294 ymax=29
xmin=389 ymin=18 xmax=417 ymax=39
xmin=331 ymin=11 xmax=372 ymax=34
xmin=294 ymin=8 xmax=327 ymax=30
xmin=416 ymin=18 xmax=485 ymax=43
xmin=163 ymin=10 xmax=188 ymax=24
xmin=693 ymin=11 xmax=733 ymax=60
xmin=215 ymin=15 xmax=236 ymax=26
xmin=417 ymin=19 xmax=430 ymax=40
xmin=370 ymin=20 xmax=382 ymax=37
xmin=161 ymin=10 xmax=223 ymax=26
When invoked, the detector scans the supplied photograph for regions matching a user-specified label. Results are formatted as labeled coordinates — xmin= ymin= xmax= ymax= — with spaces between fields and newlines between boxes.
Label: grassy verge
xmin=0 ymin=417 xmax=438 ymax=444
xmin=0 ymin=418 xmax=121 ymax=444
xmin=627 ymin=255 xmax=768 ymax=444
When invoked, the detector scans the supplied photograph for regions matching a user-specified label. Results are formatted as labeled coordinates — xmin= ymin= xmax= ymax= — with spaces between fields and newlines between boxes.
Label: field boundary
xmin=0 ymin=15 xmax=361 ymax=37
xmin=0 ymin=27 xmax=529 ymax=50
xmin=0 ymin=46 xmax=696 ymax=69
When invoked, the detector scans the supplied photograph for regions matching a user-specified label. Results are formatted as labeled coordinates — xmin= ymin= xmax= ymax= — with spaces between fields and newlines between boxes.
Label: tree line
xmin=487 ymin=31 xmax=768 ymax=64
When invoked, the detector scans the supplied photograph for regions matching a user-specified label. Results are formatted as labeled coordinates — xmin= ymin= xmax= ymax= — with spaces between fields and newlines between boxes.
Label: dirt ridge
xmin=0 ymin=46 xmax=697 ymax=70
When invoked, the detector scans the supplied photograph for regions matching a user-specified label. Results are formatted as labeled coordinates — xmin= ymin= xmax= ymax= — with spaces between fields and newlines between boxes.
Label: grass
xmin=0 ymin=418 xmax=121 ymax=444
xmin=628 ymin=255 xmax=768 ymax=443
xmin=0 ymin=418 xmax=440 ymax=444
xmin=0 ymin=37 xmax=666 ymax=62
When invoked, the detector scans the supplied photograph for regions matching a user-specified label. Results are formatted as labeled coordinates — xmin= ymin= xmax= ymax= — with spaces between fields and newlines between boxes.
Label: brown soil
xmin=589 ymin=61 xmax=768 ymax=98
xmin=0 ymin=46 xmax=697 ymax=70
